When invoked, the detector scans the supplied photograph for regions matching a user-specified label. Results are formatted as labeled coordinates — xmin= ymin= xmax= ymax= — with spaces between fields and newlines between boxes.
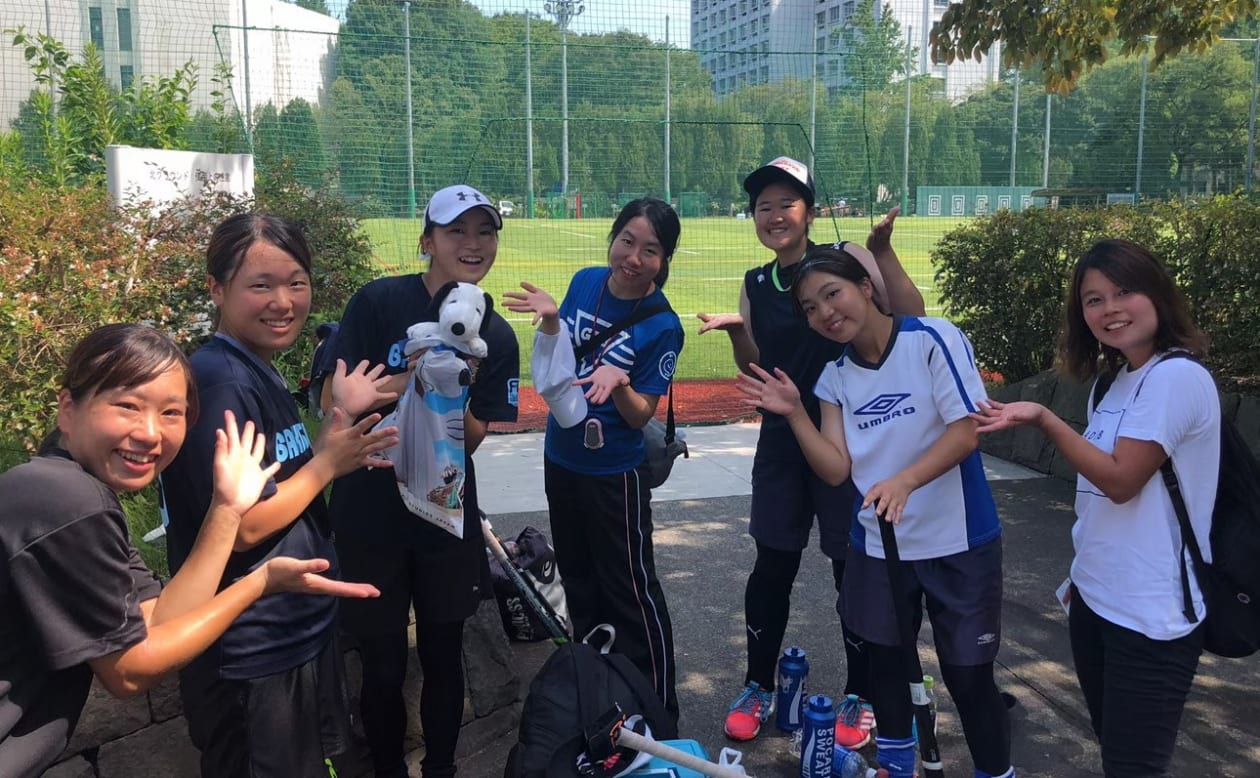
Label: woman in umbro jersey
xmin=737 ymin=244 xmax=1014 ymax=778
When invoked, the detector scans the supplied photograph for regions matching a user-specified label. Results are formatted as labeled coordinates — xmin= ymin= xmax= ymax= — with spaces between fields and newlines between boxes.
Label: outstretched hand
xmin=734 ymin=363 xmax=803 ymax=418
xmin=330 ymin=359 xmax=399 ymax=418
xmin=574 ymin=364 xmax=630 ymax=405
xmin=211 ymin=410 xmax=282 ymax=516
xmin=969 ymin=399 xmax=1045 ymax=434
xmin=503 ymin=282 xmax=559 ymax=327
xmin=261 ymin=557 xmax=381 ymax=598
xmin=696 ymin=312 xmax=744 ymax=335
xmin=866 ymin=205 xmax=900 ymax=255
xmin=315 ymin=406 xmax=399 ymax=477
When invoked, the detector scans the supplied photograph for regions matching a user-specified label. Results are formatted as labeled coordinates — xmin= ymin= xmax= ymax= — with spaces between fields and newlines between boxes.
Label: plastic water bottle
xmin=799 ymin=694 xmax=835 ymax=778
xmin=923 ymin=674 xmax=939 ymax=737
xmin=776 ymin=646 xmax=809 ymax=732
xmin=832 ymin=744 xmax=889 ymax=778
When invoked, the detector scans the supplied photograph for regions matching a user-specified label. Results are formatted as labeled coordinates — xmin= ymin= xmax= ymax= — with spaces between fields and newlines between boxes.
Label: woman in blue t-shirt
xmin=504 ymin=198 xmax=684 ymax=719
xmin=160 ymin=214 xmax=398 ymax=778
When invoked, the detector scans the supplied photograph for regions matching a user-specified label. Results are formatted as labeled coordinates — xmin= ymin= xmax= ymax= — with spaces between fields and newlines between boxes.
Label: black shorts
xmin=179 ymin=632 xmax=350 ymax=778
xmin=749 ymin=454 xmax=856 ymax=559
xmin=336 ymin=533 xmax=488 ymax=635
xmin=839 ymin=538 xmax=1004 ymax=666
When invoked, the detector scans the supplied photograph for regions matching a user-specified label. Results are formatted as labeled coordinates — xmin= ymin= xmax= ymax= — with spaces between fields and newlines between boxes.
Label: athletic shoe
xmin=724 ymin=681 xmax=775 ymax=741
xmin=835 ymin=694 xmax=876 ymax=749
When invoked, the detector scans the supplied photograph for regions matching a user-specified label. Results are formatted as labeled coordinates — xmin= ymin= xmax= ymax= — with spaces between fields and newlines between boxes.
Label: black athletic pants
xmin=744 ymin=542 xmax=870 ymax=699
xmin=355 ymin=620 xmax=466 ymax=778
xmin=544 ymin=456 xmax=679 ymax=721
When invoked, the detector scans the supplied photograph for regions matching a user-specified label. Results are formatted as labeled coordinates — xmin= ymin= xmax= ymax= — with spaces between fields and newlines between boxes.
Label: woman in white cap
xmin=323 ymin=185 xmax=519 ymax=778
xmin=697 ymin=157 xmax=924 ymax=745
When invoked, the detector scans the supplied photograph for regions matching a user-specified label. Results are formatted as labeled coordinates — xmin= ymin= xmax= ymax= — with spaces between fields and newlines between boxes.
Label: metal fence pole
xmin=1248 ymin=38 xmax=1258 ymax=192
xmin=404 ymin=0 xmax=416 ymax=219
xmin=664 ymin=16 xmax=671 ymax=204
xmin=1136 ymin=52 xmax=1148 ymax=200
xmin=526 ymin=13 xmax=535 ymax=218
xmin=1009 ymin=69 xmax=1019 ymax=187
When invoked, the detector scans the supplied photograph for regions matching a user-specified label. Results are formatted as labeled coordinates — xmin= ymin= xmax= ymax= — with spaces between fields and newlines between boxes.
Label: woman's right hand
xmin=330 ymin=359 xmax=399 ymax=418
xmin=503 ymin=282 xmax=559 ymax=326
xmin=260 ymin=557 xmax=380 ymax=598
xmin=314 ymin=407 xmax=399 ymax=478
xmin=696 ymin=312 xmax=744 ymax=335
xmin=211 ymin=410 xmax=281 ymax=516
xmin=735 ymin=363 xmax=803 ymax=417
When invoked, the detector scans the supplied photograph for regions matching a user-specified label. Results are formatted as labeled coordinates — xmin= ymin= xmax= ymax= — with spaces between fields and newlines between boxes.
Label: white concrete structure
xmin=691 ymin=0 xmax=1001 ymax=100
xmin=1 ymin=0 xmax=339 ymax=131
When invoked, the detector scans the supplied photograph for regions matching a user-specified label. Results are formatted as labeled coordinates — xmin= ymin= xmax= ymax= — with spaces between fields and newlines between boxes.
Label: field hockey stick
xmin=587 ymin=706 xmax=755 ymax=778
xmin=480 ymin=515 xmax=570 ymax=644
xmin=876 ymin=514 xmax=945 ymax=778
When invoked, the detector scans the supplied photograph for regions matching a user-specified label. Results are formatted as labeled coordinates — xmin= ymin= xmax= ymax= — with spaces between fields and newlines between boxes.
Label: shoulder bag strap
xmin=573 ymin=303 xmax=672 ymax=361
xmin=1162 ymin=460 xmax=1207 ymax=625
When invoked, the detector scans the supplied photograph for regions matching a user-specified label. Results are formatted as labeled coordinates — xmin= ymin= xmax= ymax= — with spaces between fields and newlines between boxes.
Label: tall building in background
xmin=692 ymin=0 xmax=1001 ymax=100
xmin=1 ymin=0 xmax=339 ymax=131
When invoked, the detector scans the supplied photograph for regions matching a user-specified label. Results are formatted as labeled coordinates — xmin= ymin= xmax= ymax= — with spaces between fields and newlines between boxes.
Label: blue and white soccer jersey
xmin=814 ymin=316 xmax=1000 ymax=561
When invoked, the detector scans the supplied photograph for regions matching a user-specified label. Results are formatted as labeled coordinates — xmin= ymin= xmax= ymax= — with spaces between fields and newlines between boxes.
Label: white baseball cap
xmin=424 ymin=185 xmax=503 ymax=230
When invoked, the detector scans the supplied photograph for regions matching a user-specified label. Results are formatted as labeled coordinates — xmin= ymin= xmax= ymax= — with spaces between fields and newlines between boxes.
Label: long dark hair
xmin=1058 ymin=239 xmax=1208 ymax=381
xmin=608 ymin=198 xmax=681 ymax=288
xmin=206 ymin=213 xmax=312 ymax=284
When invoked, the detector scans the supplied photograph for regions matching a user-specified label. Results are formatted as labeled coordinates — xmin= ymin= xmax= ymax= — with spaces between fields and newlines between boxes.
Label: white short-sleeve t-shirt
xmin=1072 ymin=353 xmax=1220 ymax=640
xmin=814 ymin=316 xmax=1000 ymax=561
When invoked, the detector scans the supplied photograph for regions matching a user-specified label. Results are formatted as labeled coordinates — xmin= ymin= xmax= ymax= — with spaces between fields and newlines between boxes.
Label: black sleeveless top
xmin=743 ymin=244 xmax=846 ymax=459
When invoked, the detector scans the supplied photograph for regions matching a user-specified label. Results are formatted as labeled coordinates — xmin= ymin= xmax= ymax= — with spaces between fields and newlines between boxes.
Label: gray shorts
xmin=840 ymin=538 xmax=1004 ymax=666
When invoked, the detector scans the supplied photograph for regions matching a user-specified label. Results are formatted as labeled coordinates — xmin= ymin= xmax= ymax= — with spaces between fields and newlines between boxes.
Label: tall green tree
xmin=835 ymin=0 xmax=915 ymax=93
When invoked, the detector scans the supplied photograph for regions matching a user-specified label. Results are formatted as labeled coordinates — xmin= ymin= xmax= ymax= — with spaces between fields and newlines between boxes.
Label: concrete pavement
xmin=454 ymin=423 xmax=1260 ymax=777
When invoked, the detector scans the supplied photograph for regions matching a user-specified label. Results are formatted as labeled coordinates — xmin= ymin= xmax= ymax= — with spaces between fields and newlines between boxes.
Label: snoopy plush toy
xmin=404 ymin=280 xmax=491 ymax=360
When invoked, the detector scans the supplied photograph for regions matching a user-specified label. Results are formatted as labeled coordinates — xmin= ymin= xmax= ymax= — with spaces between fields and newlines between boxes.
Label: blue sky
xmin=326 ymin=0 xmax=692 ymax=47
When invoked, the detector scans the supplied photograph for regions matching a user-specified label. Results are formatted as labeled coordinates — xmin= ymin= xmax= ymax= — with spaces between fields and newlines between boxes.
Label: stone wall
xmin=44 ymin=600 xmax=522 ymax=777
xmin=980 ymin=369 xmax=1260 ymax=480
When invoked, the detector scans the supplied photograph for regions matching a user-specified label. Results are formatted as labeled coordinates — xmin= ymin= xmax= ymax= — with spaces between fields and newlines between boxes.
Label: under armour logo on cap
xmin=424 ymin=184 xmax=503 ymax=230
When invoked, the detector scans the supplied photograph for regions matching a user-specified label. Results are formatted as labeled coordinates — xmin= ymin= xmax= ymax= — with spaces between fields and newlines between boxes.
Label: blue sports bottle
xmin=799 ymin=694 xmax=836 ymax=778
xmin=776 ymin=646 xmax=809 ymax=732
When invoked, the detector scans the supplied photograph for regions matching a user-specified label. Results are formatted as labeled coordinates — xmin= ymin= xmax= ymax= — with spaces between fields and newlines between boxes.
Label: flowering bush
xmin=0 ymin=172 xmax=375 ymax=450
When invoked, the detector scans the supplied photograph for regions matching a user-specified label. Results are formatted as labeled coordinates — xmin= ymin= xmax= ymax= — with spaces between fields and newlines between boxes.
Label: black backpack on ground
xmin=1094 ymin=352 xmax=1260 ymax=657
xmin=503 ymin=629 xmax=679 ymax=778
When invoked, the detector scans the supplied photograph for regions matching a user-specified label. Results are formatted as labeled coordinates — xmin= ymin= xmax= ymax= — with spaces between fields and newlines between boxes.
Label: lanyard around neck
xmin=589 ymin=278 xmax=646 ymax=367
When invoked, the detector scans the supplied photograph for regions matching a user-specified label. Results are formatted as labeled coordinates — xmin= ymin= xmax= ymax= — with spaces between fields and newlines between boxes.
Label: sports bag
xmin=504 ymin=627 xmax=679 ymax=778
xmin=488 ymin=526 xmax=570 ymax=642
xmin=1094 ymin=352 xmax=1260 ymax=657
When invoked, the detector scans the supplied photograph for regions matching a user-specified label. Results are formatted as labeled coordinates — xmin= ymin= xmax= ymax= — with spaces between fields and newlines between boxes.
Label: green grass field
xmin=360 ymin=215 xmax=973 ymax=380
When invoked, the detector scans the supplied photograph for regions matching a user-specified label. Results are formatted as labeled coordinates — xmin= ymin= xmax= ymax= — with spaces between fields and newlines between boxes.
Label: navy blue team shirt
xmin=160 ymin=334 xmax=338 ymax=680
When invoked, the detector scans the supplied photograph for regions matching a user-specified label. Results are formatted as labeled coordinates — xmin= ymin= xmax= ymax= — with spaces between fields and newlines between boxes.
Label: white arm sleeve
xmin=531 ymin=321 xmax=588 ymax=428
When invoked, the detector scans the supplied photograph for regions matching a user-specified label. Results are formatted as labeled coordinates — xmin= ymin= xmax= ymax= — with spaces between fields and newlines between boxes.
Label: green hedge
xmin=932 ymin=196 xmax=1260 ymax=385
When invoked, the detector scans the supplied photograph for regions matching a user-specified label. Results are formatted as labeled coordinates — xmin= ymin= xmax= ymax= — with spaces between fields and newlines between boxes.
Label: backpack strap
xmin=601 ymin=652 xmax=679 ymax=739
xmin=1091 ymin=369 xmax=1118 ymax=412
xmin=574 ymin=303 xmax=672 ymax=361
xmin=664 ymin=382 xmax=677 ymax=445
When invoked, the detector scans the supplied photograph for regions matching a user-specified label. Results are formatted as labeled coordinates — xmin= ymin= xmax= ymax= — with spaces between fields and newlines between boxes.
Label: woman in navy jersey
xmin=972 ymin=240 xmax=1217 ymax=777
xmin=0 ymin=323 xmax=379 ymax=777
xmin=325 ymin=185 xmax=520 ymax=778
xmin=504 ymin=197 xmax=683 ymax=720
xmin=737 ymin=244 xmax=1013 ymax=778
xmin=160 ymin=214 xmax=398 ymax=778
xmin=696 ymin=156 xmax=923 ymax=744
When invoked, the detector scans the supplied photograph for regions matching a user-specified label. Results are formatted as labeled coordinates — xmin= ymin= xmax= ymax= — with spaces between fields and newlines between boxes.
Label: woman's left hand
xmin=863 ymin=473 xmax=915 ymax=525
xmin=502 ymin=282 xmax=559 ymax=325
xmin=211 ymin=410 xmax=281 ymax=516
xmin=734 ymin=363 xmax=803 ymax=417
xmin=574 ymin=365 xmax=630 ymax=405
xmin=969 ymin=399 xmax=1045 ymax=433
xmin=330 ymin=359 xmax=399 ymax=418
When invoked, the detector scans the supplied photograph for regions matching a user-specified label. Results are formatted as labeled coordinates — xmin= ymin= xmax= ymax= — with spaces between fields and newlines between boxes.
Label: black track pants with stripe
xmin=544 ymin=456 xmax=679 ymax=721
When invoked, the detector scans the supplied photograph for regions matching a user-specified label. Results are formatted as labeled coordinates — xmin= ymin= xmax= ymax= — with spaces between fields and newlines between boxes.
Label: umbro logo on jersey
xmin=855 ymin=393 xmax=916 ymax=430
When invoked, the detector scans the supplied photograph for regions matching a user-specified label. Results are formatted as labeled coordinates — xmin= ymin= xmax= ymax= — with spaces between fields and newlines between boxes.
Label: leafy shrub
xmin=0 ymin=172 xmax=376 ymax=451
xmin=933 ymin=197 xmax=1260 ymax=384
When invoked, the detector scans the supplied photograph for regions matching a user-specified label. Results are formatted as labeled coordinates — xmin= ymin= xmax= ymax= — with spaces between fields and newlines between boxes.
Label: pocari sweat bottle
xmin=799 ymin=694 xmax=836 ymax=778
xmin=776 ymin=646 xmax=809 ymax=732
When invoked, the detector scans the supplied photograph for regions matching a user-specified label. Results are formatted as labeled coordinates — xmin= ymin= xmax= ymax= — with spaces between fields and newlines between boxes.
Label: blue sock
xmin=875 ymin=735 xmax=916 ymax=778
xmin=976 ymin=769 xmax=1015 ymax=778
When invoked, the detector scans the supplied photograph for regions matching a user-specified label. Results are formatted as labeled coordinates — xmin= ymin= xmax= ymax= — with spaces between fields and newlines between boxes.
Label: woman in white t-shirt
xmin=737 ymin=243 xmax=1012 ymax=778
xmin=971 ymin=238 xmax=1219 ymax=777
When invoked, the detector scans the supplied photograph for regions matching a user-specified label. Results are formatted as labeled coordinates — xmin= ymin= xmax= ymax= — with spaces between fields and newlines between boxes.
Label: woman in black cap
xmin=698 ymin=157 xmax=924 ymax=743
